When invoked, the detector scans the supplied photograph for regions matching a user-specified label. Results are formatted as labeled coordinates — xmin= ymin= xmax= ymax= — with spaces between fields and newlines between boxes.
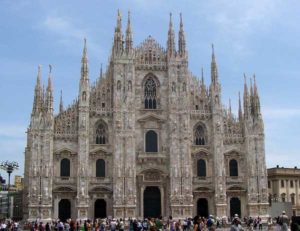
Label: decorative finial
xmin=49 ymin=64 xmax=52 ymax=74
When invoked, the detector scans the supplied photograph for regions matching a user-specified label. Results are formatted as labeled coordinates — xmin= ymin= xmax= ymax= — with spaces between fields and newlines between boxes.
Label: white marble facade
xmin=23 ymin=12 xmax=269 ymax=221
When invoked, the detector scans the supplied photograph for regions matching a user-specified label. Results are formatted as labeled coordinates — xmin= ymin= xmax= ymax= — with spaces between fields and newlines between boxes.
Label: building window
xmin=96 ymin=159 xmax=105 ymax=177
xmin=144 ymin=77 xmax=157 ymax=109
xmin=96 ymin=123 xmax=107 ymax=144
xmin=281 ymin=180 xmax=284 ymax=188
xmin=194 ymin=124 xmax=206 ymax=145
xmin=60 ymin=158 xmax=70 ymax=177
xmin=290 ymin=180 xmax=294 ymax=188
xmin=268 ymin=181 xmax=271 ymax=188
xmin=229 ymin=159 xmax=238 ymax=177
xmin=145 ymin=130 xmax=158 ymax=152
xmin=197 ymin=159 xmax=206 ymax=177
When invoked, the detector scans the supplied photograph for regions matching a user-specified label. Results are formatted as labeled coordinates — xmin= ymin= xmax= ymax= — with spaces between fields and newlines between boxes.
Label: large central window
xmin=194 ymin=124 xmax=206 ymax=145
xmin=96 ymin=123 xmax=107 ymax=144
xmin=144 ymin=77 xmax=157 ymax=109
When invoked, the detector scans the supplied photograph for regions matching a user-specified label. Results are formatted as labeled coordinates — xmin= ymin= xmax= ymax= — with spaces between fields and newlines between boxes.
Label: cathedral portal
xmin=144 ymin=187 xmax=161 ymax=218
xmin=58 ymin=199 xmax=71 ymax=222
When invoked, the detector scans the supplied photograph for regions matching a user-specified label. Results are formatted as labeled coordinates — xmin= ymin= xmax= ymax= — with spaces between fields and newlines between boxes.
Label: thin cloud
xmin=200 ymin=0 xmax=283 ymax=55
xmin=263 ymin=108 xmax=300 ymax=119
xmin=43 ymin=16 xmax=86 ymax=41
xmin=40 ymin=15 xmax=102 ymax=57
xmin=0 ymin=124 xmax=27 ymax=139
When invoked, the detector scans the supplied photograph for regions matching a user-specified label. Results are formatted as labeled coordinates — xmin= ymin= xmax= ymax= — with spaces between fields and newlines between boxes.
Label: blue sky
xmin=0 ymin=0 xmax=300 ymax=182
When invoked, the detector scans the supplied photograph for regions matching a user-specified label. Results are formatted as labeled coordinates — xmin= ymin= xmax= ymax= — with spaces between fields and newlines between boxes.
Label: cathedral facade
xmin=24 ymin=12 xmax=269 ymax=221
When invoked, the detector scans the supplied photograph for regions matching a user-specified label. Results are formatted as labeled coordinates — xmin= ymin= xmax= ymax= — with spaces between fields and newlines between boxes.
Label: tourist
xmin=279 ymin=211 xmax=289 ymax=231
xmin=156 ymin=217 xmax=163 ymax=231
xmin=206 ymin=215 xmax=215 ymax=231
xmin=149 ymin=218 xmax=156 ymax=231
xmin=110 ymin=218 xmax=117 ymax=231
xmin=230 ymin=214 xmax=243 ymax=231
xmin=142 ymin=219 xmax=148 ymax=231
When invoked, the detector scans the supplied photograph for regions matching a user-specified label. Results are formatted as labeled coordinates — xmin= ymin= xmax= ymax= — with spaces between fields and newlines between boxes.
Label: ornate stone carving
xmin=144 ymin=171 xmax=160 ymax=181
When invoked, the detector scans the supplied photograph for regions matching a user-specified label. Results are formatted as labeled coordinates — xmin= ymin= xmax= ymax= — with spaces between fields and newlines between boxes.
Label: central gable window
xmin=144 ymin=77 xmax=157 ymax=109
xmin=95 ymin=122 xmax=108 ymax=144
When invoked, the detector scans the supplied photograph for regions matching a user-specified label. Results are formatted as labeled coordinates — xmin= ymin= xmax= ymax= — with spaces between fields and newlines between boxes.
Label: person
xmin=193 ymin=217 xmax=201 ymax=231
xmin=45 ymin=223 xmax=50 ymax=231
xmin=230 ymin=214 xmax=243 ymax=231
xmin=110 ymin=219 xmax=117 ymax=231
xmin=291 ymin=216 xmax=298 ymax=231
xmin=206 ymin=215 xmax=215 ymax=231
xmin=257 ymin=216 xmax=263 ymax=230
xmin=149 ymin=218 xmax=156 ymax=231
xmin=279 ymin=211 xmax=289 ymax=231
xmin=119 ymin=219 xmax=124 ymax=231
xmin=156 ymin=217 xmax=163 ymax=231
xmin=142 ymin=219 xmax=148 ymax=231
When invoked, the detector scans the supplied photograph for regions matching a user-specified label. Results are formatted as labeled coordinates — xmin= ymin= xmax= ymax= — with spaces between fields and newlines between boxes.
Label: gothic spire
xmin=211 ymin=44 xmax=218 ymax=84
xmin=113 ymin=10 xmax=124 ymax=55
xmin=81 ymin=38 xmax=89 ymax=81
xmin=228 ymin=98 xmax=232 ymax=117
xmin=100 ymin=63 xmax=103 ymax=79
xmin=238 ymin=92 xmax=243 ymax=122
xmin=46 ymin=65 xmax=53 ymax=114
xmin=59 ymin=90 xmax=64 ymax=113
xmin=253 ymin=74 xmax=261 ymax=117
xmin=167 ymin=13 xmax=176 ymax=58
xmin=243 ymin=74 xmax=250 ymax=119
xmin=200 ymin=67 xmax=206 ymax=98
xmin=178 ymin=13 xmax=186 ymax=57
xmin=125 ymin=11 xmax=133 ymax=54
xmin=32 ymin=65 xmax=42 ymax=115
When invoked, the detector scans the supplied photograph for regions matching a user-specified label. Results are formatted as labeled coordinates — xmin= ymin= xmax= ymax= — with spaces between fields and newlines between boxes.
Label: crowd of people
xmin=0 ymin=211 xmax=299 ymax=231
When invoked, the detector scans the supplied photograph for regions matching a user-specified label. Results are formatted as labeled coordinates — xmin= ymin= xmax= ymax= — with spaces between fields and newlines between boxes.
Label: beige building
xmin=14 ymin=175 xmax=23 ymax=191
xmin=23 ymin=12 xmax=268 ymax=221
xmin=268 ymin=166 xmax=300 ymax=215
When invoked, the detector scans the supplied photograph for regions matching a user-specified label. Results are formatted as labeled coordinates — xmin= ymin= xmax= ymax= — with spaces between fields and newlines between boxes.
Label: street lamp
xmin=0 ymin=161 xmax=19 ymax=218
xmin=0 ymin=161 xmax=19 ymax=190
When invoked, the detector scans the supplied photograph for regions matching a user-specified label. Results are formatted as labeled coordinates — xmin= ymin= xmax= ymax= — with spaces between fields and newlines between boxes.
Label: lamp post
xmin=0 ymin=161 xmax=19 ymax=190
xmin=0 ymin=161 xmax=19 ymax=218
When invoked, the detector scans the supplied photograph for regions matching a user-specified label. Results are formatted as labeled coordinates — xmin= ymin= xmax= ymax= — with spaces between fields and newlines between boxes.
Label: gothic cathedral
xmin=24 ymin=12 xmax=269 ymax=221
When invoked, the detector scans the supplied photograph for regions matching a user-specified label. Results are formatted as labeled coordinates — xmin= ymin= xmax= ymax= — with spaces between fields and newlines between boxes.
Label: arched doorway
xmin=94 ymin=199 xmax=106 ymax=218
xmin=59 ymin=199 xmax=71 ymax=222
xmin=197 ymin=198 xmax=209 ymax=218
xmin=230 ymin=197 xmax=241 ymax=218
xmin=144 ymin=186 xmax=161 ymax=218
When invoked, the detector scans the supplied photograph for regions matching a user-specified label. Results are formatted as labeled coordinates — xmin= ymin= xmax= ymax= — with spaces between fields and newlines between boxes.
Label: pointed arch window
xmin=145 ymin=130 xmax=158 ymax=152
xmin=96 ymin=159 xmax=105 ymax=177
xmin=144 ymin=77 xmax=157 ymax=109
xmin=229 ymin=159 xmax=238 ymax=176
xmin=60 ymin=158 xmax=70 ymax=177
xmin=96 ymin=123 xmax=107 ymax=144
xmin=197 ymin=159 xmax=206 ymax=177
xmin=194 ymin=124 xmax=206 ymax=145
